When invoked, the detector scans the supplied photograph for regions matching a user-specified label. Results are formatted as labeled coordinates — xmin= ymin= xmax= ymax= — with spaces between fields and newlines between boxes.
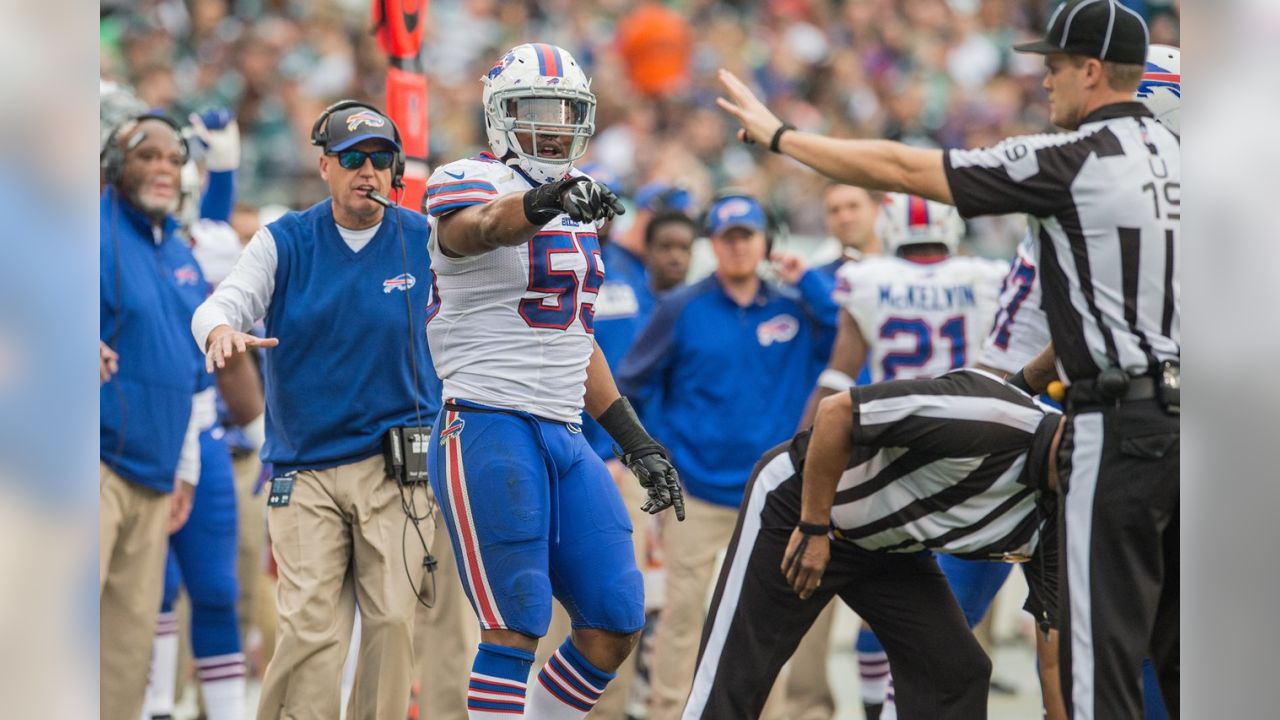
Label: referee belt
xmin=1066 ymin=374 xmax=1156 ymax=405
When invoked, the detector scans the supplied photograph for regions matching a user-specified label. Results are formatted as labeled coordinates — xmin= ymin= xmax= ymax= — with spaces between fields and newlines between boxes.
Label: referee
xmin=684 ymin=369 xmax=1063 ymax=719
xmin=716 ymin=1 xmax=1179 ymax=716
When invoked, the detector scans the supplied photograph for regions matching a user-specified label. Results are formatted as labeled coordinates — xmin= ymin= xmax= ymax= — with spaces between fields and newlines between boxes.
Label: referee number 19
xmin=1142 ymin=163 xmax=1180 ymax=221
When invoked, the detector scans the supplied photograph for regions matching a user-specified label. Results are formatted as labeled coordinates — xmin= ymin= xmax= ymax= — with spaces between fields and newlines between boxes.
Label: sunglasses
xmin=329 ymin=149 xmax=396 ymax=171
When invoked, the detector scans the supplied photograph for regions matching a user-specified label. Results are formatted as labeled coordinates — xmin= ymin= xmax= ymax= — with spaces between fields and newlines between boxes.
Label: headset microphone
xmin=365 ymin=189 xmax=394 ymax=208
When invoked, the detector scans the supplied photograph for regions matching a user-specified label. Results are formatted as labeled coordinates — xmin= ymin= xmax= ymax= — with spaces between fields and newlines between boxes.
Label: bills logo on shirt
xmin=439 ymin=417 xmax=466 ymax=445
xmin=173 ymin=264 xmax=199 ymax=286
xmin=757 ymin=314 xmax=799 ymax=347
xmin=383 ymin=273 xmax=416 ymax=293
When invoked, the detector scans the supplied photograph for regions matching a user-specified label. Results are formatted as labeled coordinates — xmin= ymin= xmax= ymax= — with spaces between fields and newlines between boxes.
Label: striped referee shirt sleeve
xmin=943 ymin=132 xmax=1105 ymax=219
xmin=851 ymin=372 xmax=1049 ymax=457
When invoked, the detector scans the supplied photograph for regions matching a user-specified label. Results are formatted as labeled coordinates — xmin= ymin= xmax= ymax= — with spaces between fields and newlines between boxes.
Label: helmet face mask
xmin=482 ymin=44 xmax=596 ymax=184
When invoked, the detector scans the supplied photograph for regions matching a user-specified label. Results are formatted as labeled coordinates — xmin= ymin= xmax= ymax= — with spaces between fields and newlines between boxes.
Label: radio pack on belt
xmin=1157 ymin=360 xmax=1180 ymax=415
xmin=383 ymin=426 xmax=432 ymax=483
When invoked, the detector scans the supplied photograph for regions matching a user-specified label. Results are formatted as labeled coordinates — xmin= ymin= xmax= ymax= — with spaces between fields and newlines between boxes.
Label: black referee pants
xmin=1058 ymin=398 xmax=1179 ymax=719
xmin=682 ymin=446 xmax=990 ymax=719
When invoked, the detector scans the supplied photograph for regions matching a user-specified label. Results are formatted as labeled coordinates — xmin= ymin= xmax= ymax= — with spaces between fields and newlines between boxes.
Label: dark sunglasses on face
xmin=329 ymin=150 xmax=396 ymax=171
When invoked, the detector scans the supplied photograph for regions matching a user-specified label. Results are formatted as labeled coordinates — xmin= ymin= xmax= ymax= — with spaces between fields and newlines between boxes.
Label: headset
xmin=702 ymin=188 xmax=786 ymax=254
xmin=101 ymin=112 xmax=190 ymax=187
xmin=309 ymin=99 xmax=406 ymax=189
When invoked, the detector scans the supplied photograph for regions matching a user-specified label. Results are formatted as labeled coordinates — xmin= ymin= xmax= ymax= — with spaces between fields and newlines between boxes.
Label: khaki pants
xmin=782 ymin=604 xmax=836 ymax=720
xmin=413 ymin=503 xmax=477 ymax=720
xmin=257 ymin=454 xmax=430 ymax=720
xmin=537 ymin=459 xmax=649 ymax=717
xmin=647 ymin=494 xmax=742 ymax=720
xmin=100 ymin=462 xmax=170 ymax=720
xmin=233 ymin=452 xmax=280 ymax=673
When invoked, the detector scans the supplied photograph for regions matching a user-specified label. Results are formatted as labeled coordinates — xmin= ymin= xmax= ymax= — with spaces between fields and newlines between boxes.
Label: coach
xmin=100 ymin=113 xmax=206 ymax=720
xmin=716 ymin=1 xmax=1179 ymax=717
xmin=193 ymin=102 xmax=442 ymax=720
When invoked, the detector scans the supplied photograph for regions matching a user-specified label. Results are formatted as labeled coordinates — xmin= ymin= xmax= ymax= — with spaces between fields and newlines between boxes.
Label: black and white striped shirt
xmin=944 ymin=102 xmax=1180 ymax=382
xmin=790 ymin=369 xmax=1060 ymax=559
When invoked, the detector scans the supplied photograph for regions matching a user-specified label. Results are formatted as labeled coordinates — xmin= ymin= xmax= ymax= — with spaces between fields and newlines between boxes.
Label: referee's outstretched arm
xmin=717 ymin=68 xmax=952 ymax=203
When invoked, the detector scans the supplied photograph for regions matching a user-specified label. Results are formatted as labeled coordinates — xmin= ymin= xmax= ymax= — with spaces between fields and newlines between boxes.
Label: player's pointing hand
xmin=716 ymin=68 xmax=787 ymax=148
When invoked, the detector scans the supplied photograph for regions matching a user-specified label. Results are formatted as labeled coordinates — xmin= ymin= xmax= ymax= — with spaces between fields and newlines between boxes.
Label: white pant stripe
xmin=681 ymin=452 xmax=792 ymax=720
xmin=1065 ymin=412 xmax=1104 ymax=720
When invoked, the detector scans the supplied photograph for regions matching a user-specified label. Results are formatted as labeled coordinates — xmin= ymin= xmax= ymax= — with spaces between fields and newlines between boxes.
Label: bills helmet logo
xmin=1137 ymin=62 xmax=1180 ymax=99
xmin=346 ymin=111 xmax=386 ymax=132
xmin=439 ymin=417 xmax=466 ymax=445
xmin=486 ymin=51 xmax=517 ymax=80
xmin=383 ymin=273 xmax=416 ymax=293
xmin=757 ymin=314 xmax=799 ymax=347
xmin=173 ymin=264 xmax=199 ymax=286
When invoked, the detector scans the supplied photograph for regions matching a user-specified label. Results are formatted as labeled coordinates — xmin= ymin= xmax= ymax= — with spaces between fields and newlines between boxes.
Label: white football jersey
xmin=977 ymin=234 xmax=1051 ymax=374
xmin=424 ymin=155 xmax=603 ymax=423
xmin=834 ymin=255 xmax=1007 ymax=383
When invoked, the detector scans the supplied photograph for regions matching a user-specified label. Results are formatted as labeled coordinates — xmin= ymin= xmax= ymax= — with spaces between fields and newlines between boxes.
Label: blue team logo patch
xmin=173 ymin=264 xmax=199 ymax=286
xmin=757 ymin=314 xmax=799 ymax=346
xmin=383 ymin=273 xmax=416 ymax=293
xmin=346 ymin=111 xmax=386 ymax=132
xmin=439 ymin=417 xmax=465 ymax=445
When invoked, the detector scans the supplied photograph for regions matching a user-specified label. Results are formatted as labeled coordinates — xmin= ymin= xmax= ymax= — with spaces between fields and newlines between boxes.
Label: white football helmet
xmin=1137 ymin=44 xmax=1180 ymax=134
xmin=877 ymin=193 xmax=965 ymax=255
xmin=481 ymin=43 xmax=596 ymax=184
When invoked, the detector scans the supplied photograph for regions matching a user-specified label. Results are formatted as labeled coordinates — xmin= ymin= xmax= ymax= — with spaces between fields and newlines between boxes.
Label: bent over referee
xmin=716 ymin=1 xmax=1178 ymax=716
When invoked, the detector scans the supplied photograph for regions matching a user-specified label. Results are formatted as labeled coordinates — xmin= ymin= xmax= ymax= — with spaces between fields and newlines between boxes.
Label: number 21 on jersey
xmin=879 ymin=315 xmax=967 ymax=379
xmin=519 ymin=230 xmax=604 ymax=332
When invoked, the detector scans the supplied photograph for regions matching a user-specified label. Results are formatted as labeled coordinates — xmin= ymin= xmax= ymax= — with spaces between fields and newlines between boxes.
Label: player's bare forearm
xmin=778 ymin=133 xmax=953 ymax=204
xmin=800 ymin=312 xmax=867 ymax=429
xmin=436 ymin=194 xmax=540 ymax=257
xmin=1022 ymin=343 xmax=1059 ymax=394
xmin=583 ymin=341 xmax=622 ymax=419
xmin=800 ymin=391 xmax=854 ymax=526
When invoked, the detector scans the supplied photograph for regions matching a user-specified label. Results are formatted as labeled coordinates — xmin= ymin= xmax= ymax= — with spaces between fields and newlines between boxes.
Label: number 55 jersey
xmin=834 ymin=252 xmax=1008 ymax=382
xmin=424 ymin=153 xmax=603 ymax=423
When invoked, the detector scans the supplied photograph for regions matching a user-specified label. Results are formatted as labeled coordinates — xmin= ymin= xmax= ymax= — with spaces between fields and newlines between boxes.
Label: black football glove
xmin=598 ymin=397 xmax=686 ymax=521
xmin=524 ymin=176 xmax=626 ymax=226
xmin=620 ymin=444 xmax=686 ymax=521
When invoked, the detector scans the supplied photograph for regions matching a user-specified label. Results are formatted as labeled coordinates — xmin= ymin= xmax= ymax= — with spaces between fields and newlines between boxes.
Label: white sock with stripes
xmin=142 ymin=611 xmax=179 ymax=719
xmin=882 ymin=675 xmax=898 ymax=720
xmin=526 ymin=637 xmax=614 ymax=719
xmin=197 ymin=653 xmax=247 ymax=720
xmin=858 ymin=647 xmax=890 ymax=706
xmin=468 ymin=642 xmax=534 ymax=718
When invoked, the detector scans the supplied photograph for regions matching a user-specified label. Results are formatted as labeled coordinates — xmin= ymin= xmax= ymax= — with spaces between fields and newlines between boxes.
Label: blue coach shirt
xmin=583 ymin=243 xmax=657 ymax=458
xmin=618 ymin=274 xmax=834 ymax=507
xmin=262 ymin=201 xmax=442 ymax=473
xmin=100 ymin=186 xmax=206 ymax=492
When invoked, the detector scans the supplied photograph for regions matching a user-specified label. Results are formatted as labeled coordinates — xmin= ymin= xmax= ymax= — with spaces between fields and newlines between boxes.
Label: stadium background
xmin=98 ymin=1 xmax=1180 ymax=718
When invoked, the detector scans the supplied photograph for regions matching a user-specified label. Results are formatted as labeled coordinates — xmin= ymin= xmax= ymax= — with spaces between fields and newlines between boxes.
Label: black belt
xmin=1067 ymin=375 xmax=1157 ymax=405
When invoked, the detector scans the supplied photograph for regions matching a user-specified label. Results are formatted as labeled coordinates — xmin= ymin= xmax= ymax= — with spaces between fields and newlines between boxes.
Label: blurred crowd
xmin=100 ymin=0 xmax=1179 ymax=258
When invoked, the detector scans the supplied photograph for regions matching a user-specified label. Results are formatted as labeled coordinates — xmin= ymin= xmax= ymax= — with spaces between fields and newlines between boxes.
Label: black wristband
xmin=770 ymin=123 xmax=795 ymax=153
xmin=1008 ymin=369 xmax=1033 ymax=394
xmin=597 ymin=397 xmax=662 ymax=458
xmin=797 ymin=521 xmax=830 ymax=536
xmin=522 ymin=178 xmax=573 ymax=226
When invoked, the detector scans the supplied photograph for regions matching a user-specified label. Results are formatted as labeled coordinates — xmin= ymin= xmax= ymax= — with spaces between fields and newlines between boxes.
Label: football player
xmin=421 ymin=43 xmax=682 ymax=720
